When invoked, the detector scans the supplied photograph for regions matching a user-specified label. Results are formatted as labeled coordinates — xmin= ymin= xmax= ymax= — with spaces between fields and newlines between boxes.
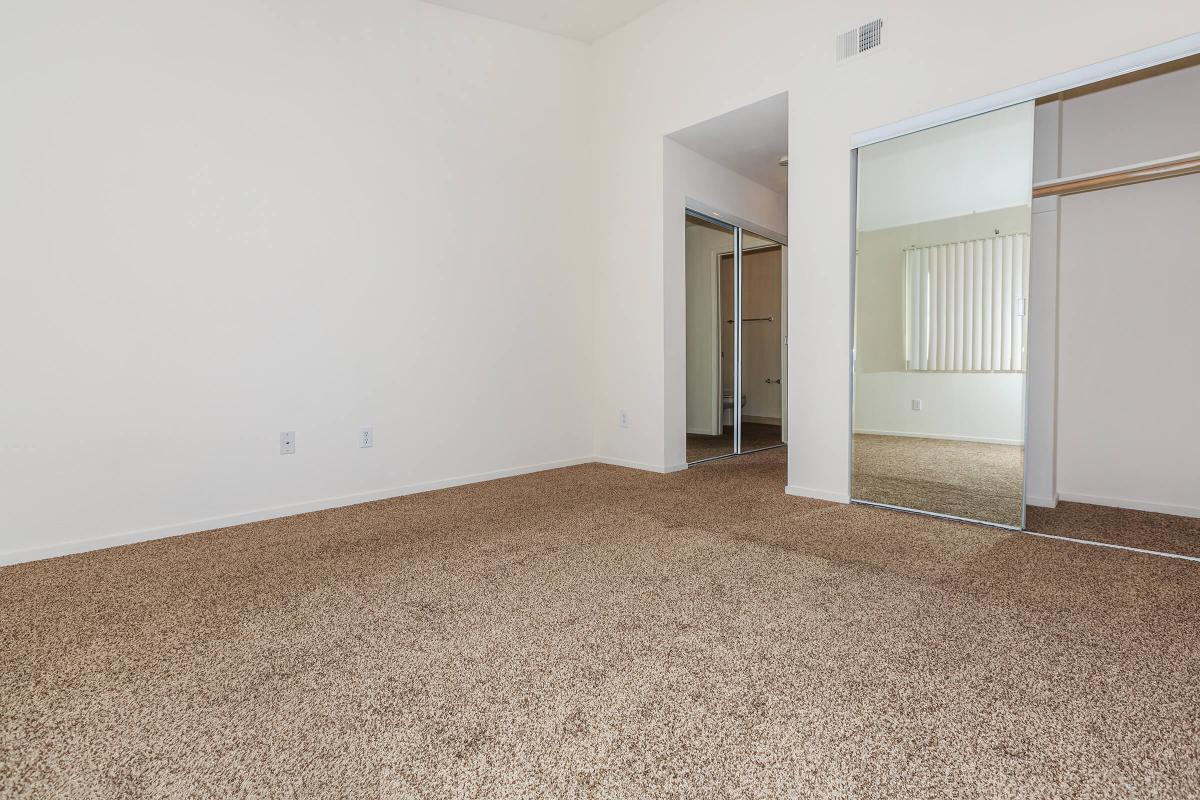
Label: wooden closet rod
xmin=1033 ymin=151 xmax=1200 ymax=198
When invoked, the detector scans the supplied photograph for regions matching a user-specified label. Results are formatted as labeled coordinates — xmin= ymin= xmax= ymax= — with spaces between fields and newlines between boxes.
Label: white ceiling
xmin=668 ymin=93 xmax=789 ymax=194
xmin=421 ymin=0 xmax=671 ymax=43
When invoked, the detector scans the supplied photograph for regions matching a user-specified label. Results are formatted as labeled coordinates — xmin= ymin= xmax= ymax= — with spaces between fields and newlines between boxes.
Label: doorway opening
xmin=685 ymin=212 xmax=786 ymax=465
xmin=666 ymin=91 xmax=789 ymax=469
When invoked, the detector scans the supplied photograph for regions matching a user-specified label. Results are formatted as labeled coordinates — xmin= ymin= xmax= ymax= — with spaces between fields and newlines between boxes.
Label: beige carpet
xmin=1029 ymin=500 xmax=1200 ymax=558
xmin=686 ymin=421 xmax=782 ymax=462
xmin=852 ymin=434 xmax=1025 ymax=527
xmin=2 ymin=449 xmax=1199 ymax=799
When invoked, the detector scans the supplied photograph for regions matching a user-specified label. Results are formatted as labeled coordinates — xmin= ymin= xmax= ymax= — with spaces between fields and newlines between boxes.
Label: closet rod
xmin=1033 ymin=151 xmax=1200 ymax=198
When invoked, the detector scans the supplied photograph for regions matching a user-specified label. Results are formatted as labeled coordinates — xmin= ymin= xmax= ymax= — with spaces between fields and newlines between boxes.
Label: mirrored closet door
xmin=739 ymin=236 xmax=786 ymax=454
xmin=685 ymin=211 xmax=787 ymax=465
xmin=851 ymin=102 xmax=1036 ymax=528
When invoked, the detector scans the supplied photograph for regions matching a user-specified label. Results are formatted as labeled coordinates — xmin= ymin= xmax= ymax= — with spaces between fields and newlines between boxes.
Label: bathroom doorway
xmin=685 ymin=210 xmax=787 ymax=465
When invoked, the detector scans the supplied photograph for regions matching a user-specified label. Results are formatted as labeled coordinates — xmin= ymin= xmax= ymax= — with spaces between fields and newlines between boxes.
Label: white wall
xmin=855 ymin=372 xmax=1025 ymax=443
xmin=4 ymin=2 xmax=1198 ymax=565
xmin=857 ymin=102 xmax=1036 ymax=232
xmin=0 ymin=0 xmax=593 ymax=563
xmin=1052 ymin=59 xmax=1200 ymax=517
xmin=1056 ymin=175 xmax=1200 ymax=516
xmin=660 ymin=139 xmax=787 ymax=470
xmin=590 ymin=0 xmax=1200 ymax=502
xmin=1059 ymin=58 xmax=1200 ymax=175
xmin=853 ymin=206 xmax=1029 ymax=445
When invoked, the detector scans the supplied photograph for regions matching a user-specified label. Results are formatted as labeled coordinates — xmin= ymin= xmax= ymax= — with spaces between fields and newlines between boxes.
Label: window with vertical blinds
xmin=904 ymin=233 xmax=1029 ymax=372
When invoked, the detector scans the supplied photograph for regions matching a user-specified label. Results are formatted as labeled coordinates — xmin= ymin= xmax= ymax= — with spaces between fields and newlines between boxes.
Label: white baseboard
xmin=0 ymin=456 xmax=595 ymax=568
xmin=26 ymin=455 xmax=1192 ymax=571
xmin=1055 ymin=492 xmax=1200 ymax=519
xmin=593 ymin=456 xmax=687 ymax=474
xmin=743 ymin=415 xmax=782 ymax=425
xmin=1025 ymin=494 xmax=1058 ymax=509
xmin=785 ymin=485 xmax=851 ymax=504
xmin=854 ymin=429 xmax=1023 ymax=446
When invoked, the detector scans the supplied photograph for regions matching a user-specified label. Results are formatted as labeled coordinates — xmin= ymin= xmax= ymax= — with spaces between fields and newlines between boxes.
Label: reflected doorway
xmin=685 ymin=211 xmax=787 ymax=465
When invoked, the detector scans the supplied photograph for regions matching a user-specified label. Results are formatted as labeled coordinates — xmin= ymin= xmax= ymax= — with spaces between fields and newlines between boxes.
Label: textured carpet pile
xmin=1029 ymin=499 xmax=1200 ymax=559
xmin=686 ymin=421 xmax=782 ymax=462
xmin=2 ymin=448 xmax=1198 ymax=799
xmin=852 ymin=434 xmax=1025 ymax=526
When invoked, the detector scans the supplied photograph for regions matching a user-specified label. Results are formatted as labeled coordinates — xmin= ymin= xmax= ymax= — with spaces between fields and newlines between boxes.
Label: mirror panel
xmin=852 ymin=102 xmax=1035 ymax=527
xmin=738 ymin=236 xmax=785 ymax=453
xmin=686 ymin=213 xmax=737 ymax=463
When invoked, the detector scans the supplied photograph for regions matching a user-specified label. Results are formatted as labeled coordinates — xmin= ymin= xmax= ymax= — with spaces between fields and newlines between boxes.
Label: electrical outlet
xmin=618 ymin=410 xmax=630 ymax=428
xmin=359 ymin=426 xmax=373 ymax=448
xmin=911 ymin=399 xmax=922 ymax=411
xmin=280 ymin=431 xmax=296 ymax=455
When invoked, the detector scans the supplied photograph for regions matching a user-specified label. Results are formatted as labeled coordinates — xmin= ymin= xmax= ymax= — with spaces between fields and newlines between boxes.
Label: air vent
xmin=836 ymin=18 xmax=884 ymax=62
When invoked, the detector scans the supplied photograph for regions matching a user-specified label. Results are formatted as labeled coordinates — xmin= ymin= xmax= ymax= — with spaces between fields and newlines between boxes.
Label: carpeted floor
xmin=686 ymin=422 xmax=782 ymax=462
xmin=1028 ymin=500 xmax=1200 ymax=559
xmin=2 ymin=449 xmax=1199 ymax=799
xmin=852 ymin=434 xmax=1025 ymax=527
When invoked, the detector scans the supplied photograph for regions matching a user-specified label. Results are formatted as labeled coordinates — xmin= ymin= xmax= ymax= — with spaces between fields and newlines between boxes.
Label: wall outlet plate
xmin=359 ymin=427 xmax=374 ymax=448
xmin=618 ymin=410 xmax=630 ymax=428
xmin=911 ymin=400 xmax=922 ymax=411
xmin=280 ymin=431 xmax=296 ymax=455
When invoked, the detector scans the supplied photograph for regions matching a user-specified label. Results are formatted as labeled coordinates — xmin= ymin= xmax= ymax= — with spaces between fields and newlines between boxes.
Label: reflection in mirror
xmin=852 ymin=102 xmax=1035 ymax=527
xmin=737 ymin=236 xmax=785 ymax=453
xmin=686 ymin=213 xmax=736 ymax=463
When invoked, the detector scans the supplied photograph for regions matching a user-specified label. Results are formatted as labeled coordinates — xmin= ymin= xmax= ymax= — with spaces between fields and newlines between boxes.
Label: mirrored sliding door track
xmin=851 ymin=499 xmax=1023 ymax=531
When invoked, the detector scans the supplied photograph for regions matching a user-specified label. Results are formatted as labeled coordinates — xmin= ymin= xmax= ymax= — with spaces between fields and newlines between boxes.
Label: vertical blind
xmin=904 ymin=233 xmax=1030 ymax=372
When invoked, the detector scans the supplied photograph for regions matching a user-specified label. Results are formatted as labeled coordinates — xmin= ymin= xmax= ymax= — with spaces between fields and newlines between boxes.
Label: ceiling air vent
xmin=836 ymin=18 xmax=884 ymax=62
